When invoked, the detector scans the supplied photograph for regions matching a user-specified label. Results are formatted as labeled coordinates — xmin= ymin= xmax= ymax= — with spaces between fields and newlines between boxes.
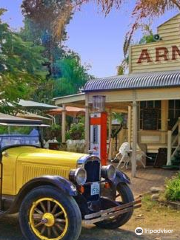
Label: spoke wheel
xmin=29 ymin=198 xmax=68 ymax=240
xmin=19 ymin=185 xmax=82 ymax=240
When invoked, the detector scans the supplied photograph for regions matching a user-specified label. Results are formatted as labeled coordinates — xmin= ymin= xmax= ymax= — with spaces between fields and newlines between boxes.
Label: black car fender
xmin=113 ymin=170 xmax=131 ymax=187
xmin=8 ymin=175 xmax=78 ymax=214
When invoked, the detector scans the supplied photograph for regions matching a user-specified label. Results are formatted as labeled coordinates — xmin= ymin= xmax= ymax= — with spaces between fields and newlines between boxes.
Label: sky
xmin=0 ymin=1 xmax=179 ymax=78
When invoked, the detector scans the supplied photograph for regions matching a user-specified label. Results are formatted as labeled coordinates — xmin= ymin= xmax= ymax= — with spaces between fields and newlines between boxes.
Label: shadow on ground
xmin=80 ymin=226 xmax=154 ymax=240
xmin=0 ymin=215 xmax=153 ymax=240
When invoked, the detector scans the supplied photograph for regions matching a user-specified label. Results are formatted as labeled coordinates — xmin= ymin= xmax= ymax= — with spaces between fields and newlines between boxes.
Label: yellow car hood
xmin=14 ymin=146 xmax=87 ymax=168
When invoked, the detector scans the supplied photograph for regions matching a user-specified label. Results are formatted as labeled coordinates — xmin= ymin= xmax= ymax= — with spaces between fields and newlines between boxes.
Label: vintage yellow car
xmin=0 ymin=114 xmax=141 ymax=240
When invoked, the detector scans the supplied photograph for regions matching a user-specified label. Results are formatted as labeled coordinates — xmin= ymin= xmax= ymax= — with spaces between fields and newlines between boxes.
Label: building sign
xmin=130 ymin=14 xmax=180 ymax=74
xmin=137 ymin=46 xmax=180 ymax=64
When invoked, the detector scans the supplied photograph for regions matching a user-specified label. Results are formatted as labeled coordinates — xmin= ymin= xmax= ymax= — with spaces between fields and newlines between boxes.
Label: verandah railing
xmin=167 ymin=117 xmax=180 ymax=165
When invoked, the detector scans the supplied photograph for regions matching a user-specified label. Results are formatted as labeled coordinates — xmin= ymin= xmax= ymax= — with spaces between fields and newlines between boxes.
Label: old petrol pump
xmin=90 ymin=96 xmax=107 ymax=166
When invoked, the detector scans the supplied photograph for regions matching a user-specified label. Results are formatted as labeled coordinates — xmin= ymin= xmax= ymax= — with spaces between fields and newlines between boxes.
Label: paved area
xmin=117 ymin=166 xmax=177 ymax=197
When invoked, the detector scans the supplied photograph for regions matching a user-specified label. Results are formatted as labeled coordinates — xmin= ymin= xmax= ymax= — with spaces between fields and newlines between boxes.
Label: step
xmin=171 ymin=161 xmax=180 ymax=166
xmin=147 ymin=144 xmax=167 ymax=153
xmin=171 ymin=157 xmax=180 ymax=162
xmin=162 ymin=165 xmax=180 ymax=170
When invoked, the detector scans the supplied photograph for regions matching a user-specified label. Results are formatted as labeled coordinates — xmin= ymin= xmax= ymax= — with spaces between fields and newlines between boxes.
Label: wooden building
xmin=54 ymin=14 xmax=180 ymax=177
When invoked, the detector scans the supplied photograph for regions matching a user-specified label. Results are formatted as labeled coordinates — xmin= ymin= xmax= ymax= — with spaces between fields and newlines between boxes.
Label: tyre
xmin=95 ymin=183 xmax=134 ymax=229
xmin=19 ymin=185 xmax=82 ymax=240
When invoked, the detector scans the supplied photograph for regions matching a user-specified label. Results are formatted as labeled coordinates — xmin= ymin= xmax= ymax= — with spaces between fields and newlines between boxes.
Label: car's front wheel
xmin=19 ymin=185 xmax=82 ymax=240
xmin=95 ymin=183 xmax=134 ymax=229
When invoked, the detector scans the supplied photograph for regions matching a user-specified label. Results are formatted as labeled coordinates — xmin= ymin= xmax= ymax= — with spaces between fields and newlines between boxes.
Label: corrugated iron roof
xmin=83 ymin=71 xmax=180 ymax=92
xmin=0 ymin=113 xmax=42 ymax=125
xmin=18 ymin=100 xmax=58 ymax=109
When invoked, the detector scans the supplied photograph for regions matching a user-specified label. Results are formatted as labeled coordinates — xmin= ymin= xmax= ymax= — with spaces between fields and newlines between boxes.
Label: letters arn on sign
xmin=137 ymin=46 xmax=180 ymax=64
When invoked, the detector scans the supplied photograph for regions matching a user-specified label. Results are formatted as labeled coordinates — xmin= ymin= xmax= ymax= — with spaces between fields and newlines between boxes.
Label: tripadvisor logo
xmin=135 ymin=227 xmax=174 ymax=235
xmin=135 ymin=227 xmax=143 ymax=235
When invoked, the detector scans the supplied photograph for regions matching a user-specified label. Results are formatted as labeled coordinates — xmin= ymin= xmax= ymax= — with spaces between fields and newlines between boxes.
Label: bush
xmin=67 ymin=122 xmax=85 ymax=140
xmin=165 ymin=173 xmax=180 ymax=201
xmin=44 ymin=124 xmax=61 ymax=142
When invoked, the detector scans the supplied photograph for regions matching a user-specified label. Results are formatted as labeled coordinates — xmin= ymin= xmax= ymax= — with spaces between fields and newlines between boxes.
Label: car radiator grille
xmin=22 ymin=164 xmax=70 ymax=184
xmin=84 ymin=160 xmax=100 ymax=201
xmin=85 ymin=160 xmax=100 ymax=182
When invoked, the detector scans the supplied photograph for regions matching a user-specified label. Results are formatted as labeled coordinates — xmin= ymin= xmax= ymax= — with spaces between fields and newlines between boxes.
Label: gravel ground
xmin=1 ymin=196 xmax=180 ymax=240
xmin=0 ymin=214 xmax=153 ymax=240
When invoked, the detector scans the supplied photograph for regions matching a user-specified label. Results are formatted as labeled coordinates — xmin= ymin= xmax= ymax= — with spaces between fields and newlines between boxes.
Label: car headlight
xmin=101 ymin=164 xmax=116 ymax=181
xmin=69 ymin=168 xmax=87 ymax=185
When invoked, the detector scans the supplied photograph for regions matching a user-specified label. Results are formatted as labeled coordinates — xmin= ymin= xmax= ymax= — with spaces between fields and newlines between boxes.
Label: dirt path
xmin=0 ymin=196 xmax=179 ymax=240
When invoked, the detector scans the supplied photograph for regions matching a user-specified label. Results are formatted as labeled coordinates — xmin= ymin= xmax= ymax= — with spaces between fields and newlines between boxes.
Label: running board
xmin=83 ymin=197 xmax=141 ymax=225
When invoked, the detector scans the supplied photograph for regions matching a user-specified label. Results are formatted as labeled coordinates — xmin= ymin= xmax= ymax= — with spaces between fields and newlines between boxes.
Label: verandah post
xmin=132 ymin=100 xmax=137 ymax=177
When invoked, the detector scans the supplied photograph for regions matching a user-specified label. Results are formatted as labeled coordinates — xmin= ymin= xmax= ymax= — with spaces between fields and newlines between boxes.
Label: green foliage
xmin=142 ymin=194 xmax=158 ymax=211
xmin=53 ymin=53 xmax=90 ymax=97
xmin=0 ymin=3 xmax=91 ymax=110
xmin=112 ymin=112 xmax=124 ymax=124
xmin=20 ymin=18 xmax=65 ymax=70
xmin=165 ymin=173 xmax=180 ymax=201
xmin=20 ymin=3 xmax=90 ymax=102
xmin=0 ymin=9 xmax=46 ymax=105
xmin=0 ymin=126 xmax=7 ymax=134
xmin=0 ymin=126 xmax=34 ymax=135
xmin=118 ymin=24 xmax=155 ymax=75
xmin=67 ymin=122 xmax=85 ymax=140
xmin=117 ymin=65 xmax=124 ymax=75
xmin=21 ymin=0 xmax=73 ymax=79
xmin=44 ymin=124 xmax=61 ymax=141
xmin=139 ymin=34 xmax=156 ymax=44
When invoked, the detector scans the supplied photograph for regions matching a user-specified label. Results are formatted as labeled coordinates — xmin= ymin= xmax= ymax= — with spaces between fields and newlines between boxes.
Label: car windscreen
xmin=0 ymin=126 xmax=41 ymax=148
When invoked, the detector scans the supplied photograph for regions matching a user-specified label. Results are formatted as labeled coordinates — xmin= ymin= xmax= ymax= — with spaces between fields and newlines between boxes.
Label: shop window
xmin=169 ymin=100 xmax=175 ymax=109
xmin=168 ymin=100 xmax=180 ymax=129
xmin=147 ymin=101 xmax=153 ymax=108
xmin=155 ymin=101 xmax=161 ymax=108
xmin=176 ymin=101 xmax=180 ymax=108
xmin=140 ymin=102 xmax=146 ymax=108
xmin=140 ymin=101 xmax=161 ymax=130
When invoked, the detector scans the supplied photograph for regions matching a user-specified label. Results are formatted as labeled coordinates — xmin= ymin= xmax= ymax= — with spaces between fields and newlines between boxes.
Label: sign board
xmin=129 ymin=14 xmax=180 ymax=74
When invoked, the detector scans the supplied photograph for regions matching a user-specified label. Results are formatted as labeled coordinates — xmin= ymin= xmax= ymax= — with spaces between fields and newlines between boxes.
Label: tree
xmin=0 ymin=9 xmax=46 ymax=106
xmin=21 ymin=0 xmax=73 ymax=78
xmin=20 ymin=2 xmax=91 ymax=103
xmin=118 ymin=24 xmax=155 ymax=74
xmin=21 ymin=0 xmax=73 ymax=41
xmin=53 ymin=52 xmax=91 ymax=97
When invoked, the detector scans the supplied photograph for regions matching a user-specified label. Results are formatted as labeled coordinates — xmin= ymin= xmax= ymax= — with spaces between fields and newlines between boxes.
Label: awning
xmin=0 ymin=99 xmax=58 ymax=110
xmin=53 ymin=93 xmax=85 ymax=108
xmin=18 ymin=100 xmax=58 ymax=110
xmin=83 ymin=71 xmax=180 ymax=92
xmin=17 ymin=112 xmax=52 ymax=121
xmin=47 ymin=106 xmax=85 ymax=117
xmin=0 ymin=113 xmax=47 ymax=126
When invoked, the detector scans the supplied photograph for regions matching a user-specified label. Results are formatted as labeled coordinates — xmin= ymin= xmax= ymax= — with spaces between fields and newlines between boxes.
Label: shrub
xmin=44 ymin=124 xmax=61 ymax=142
xmin=67 ymin=122 xmax=85 ymax=140
xmin=165 ymin=173 xmax=180 ymax=201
